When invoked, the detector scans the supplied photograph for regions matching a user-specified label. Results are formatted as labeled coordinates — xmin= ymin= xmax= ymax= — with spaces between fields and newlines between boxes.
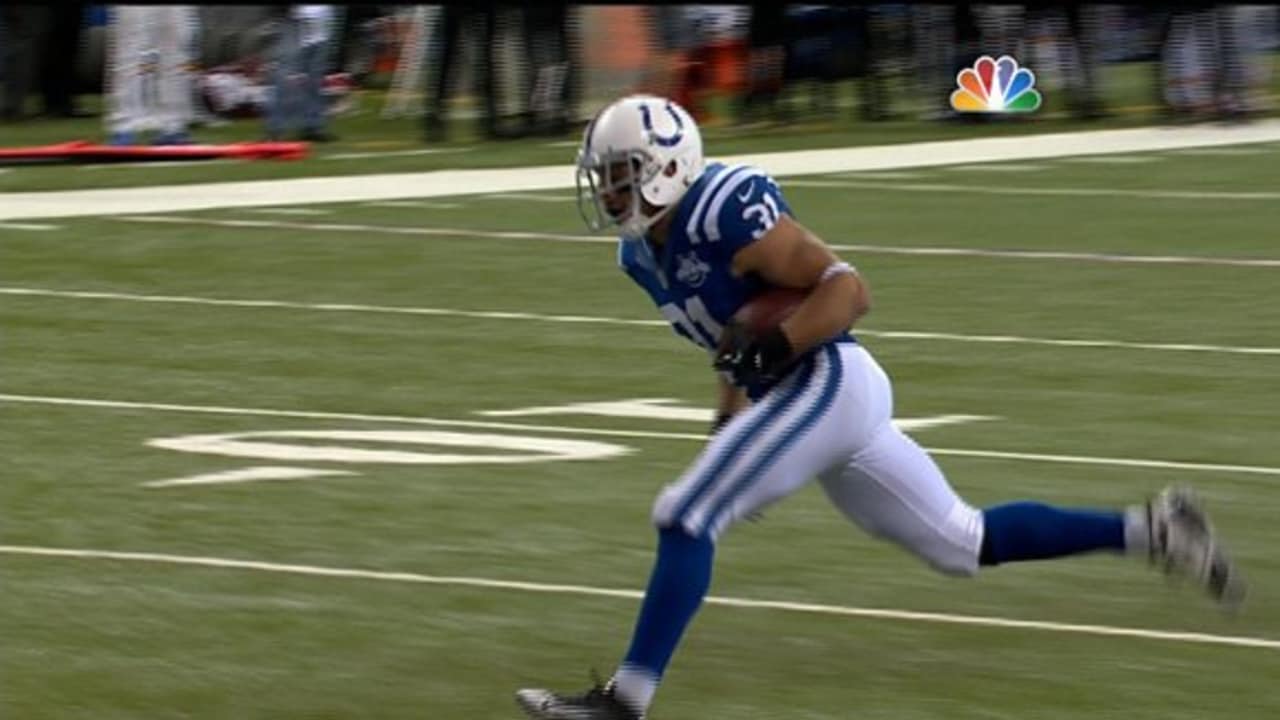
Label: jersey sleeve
xmin=687 ymin=165 xmax=792 ymax=254
xmin=617 ymin=237 xmax=668 ymax=306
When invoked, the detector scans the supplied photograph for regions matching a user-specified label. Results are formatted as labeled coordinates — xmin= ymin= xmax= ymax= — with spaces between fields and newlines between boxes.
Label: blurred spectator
xmin=646 ymin=7 xmax=710 ymax=120
xmin=776 ymin=5 xmax=889 ymax=123
xmin=0 ymin=12 xmax=5 ymax=117
xmin=911 ymin=4 xmax=957 ymax=120
xmin=739 ymin=3 xmax=787 ymax=124
xmin=1152 ymin=4 xmax=1251 ymax=122
xmin=860 ymin=4 xmax=910 ymax=121
xmin=780 ymin=5 xmax=841 ymax=120
xmin=334 ymin=4 xmax=383 ymax=84
xmin=518 ymin=3 xmax=576 ymax=137
xmin=105 ymin=5 xmax=198 ymax=145
xmin=1237 ymin=4 xmax=1278 ymax=115
xmin=424 ymin=5 xmax=499 ymax=142
xmin=1028 ymin=4 xmax=1107 ymax=120
xmin=849 ymin=5 xmax=892 ymax=121
xmin=1 ymin=5 xmax=47 ymax=122
xmin=39 ymin=3 xmax=90 ymax=118
xmin=266 ymin=5 xmax=337 ymax=142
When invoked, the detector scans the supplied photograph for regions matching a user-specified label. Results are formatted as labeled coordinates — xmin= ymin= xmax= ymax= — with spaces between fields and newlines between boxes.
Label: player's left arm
xmin=730 ymin=214 xmax=871 ymax=356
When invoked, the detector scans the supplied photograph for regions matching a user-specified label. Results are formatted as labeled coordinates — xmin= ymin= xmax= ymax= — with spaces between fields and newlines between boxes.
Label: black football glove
xmin=710 ymin=410 xmax=735 ymax=436
xmin=713 ymin=321 xmax=795 ymax=388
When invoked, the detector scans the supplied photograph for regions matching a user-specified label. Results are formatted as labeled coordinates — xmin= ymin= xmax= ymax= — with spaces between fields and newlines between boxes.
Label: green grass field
xmin=3 ymin=127 xmax=1280 ymax=719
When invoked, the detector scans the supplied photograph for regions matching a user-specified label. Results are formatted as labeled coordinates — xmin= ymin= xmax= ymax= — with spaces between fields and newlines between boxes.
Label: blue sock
xmin=620 ymin=526 xmax=715 ymax=679
xmin=980 ymin=502 xmax=1126 ymax=566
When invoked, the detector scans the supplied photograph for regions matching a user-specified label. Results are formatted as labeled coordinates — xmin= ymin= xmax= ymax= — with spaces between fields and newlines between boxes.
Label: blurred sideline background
xmin=1 ymin=4 xmax=1278 ymax=150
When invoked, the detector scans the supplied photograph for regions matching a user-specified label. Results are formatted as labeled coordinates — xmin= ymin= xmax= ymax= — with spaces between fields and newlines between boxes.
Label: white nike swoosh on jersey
xmin=736 ymin=181 xmax=755 ymax=203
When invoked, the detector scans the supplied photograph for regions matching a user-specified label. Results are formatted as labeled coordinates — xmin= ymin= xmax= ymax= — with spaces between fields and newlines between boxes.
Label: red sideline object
xmin=0 ymin=140 xmax=309 ymax=165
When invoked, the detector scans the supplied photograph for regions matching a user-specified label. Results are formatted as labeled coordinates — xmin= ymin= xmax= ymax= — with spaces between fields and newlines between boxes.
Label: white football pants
xmin=653 ymin=342 xmax=985 ymax=576
xmin=106 ymin=5 xmax=196 ymax=135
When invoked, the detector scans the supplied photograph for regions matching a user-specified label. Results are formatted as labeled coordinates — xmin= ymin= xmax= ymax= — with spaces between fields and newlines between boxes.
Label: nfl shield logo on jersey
xmin=675 ymin=251 xmax=710 ymax=288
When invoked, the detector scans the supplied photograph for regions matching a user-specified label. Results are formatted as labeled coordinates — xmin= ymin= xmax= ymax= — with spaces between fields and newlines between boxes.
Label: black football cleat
xmin=515 ymin=677 xmax=642 ymax=720
xmin=1145 ymin=485 xmax=1246 ymax=611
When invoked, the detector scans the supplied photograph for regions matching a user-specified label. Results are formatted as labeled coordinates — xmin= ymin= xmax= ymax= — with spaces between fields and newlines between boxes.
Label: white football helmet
xmin=576 ymin=95 xmax=705 ymax=237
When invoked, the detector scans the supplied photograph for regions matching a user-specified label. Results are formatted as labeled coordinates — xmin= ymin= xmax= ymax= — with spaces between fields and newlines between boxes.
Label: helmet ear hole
xmin=663 ymin=160 xmax=678 ymax=177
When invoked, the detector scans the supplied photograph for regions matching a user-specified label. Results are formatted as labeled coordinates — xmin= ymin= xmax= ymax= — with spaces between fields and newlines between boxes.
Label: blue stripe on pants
xmin=667 ymin=356 xmax=818 ymax=530
xmin=697 ymin=345 xmax=844 ymax=537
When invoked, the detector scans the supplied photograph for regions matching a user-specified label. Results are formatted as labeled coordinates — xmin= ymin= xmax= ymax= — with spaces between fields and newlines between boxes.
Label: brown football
xmin=734 ymin=287 xmax=809 ymax=334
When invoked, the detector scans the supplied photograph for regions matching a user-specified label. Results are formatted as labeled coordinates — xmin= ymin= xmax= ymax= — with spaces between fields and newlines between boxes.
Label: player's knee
xmin=651 ymin=485 xmax=680 ymax=528
xmin=651 ymin=487 xmax=719 ymax=542
xmin=895 ymin=532 xmax=980 ymax=577
xmin=652 ymin=488 xmax=693 ymax=532
xmin=924 ymin=551 xmax=980 ymax=578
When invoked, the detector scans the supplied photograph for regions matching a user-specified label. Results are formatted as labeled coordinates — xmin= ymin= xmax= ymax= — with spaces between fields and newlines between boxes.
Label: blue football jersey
xmin=618 ymin=162 xmax=855 ymax=394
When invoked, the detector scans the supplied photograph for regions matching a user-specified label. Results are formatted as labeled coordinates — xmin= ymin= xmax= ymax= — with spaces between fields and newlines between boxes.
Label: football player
xmin=516 ymin=95 xmax=1245 ymax=720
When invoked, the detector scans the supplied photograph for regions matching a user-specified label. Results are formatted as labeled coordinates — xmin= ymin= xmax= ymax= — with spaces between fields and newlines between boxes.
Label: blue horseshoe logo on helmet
xmin=639 ymin=102 xmax=685 ymax=147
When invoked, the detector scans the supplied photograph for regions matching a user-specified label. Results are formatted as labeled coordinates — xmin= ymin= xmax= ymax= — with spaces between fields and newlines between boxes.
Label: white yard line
xmin=1168 ymin=147 xmax=1265 ymax=157
xmin=0 ymin=222 xmax=60 ymax=231
xmin=837 ymin=171 xmax=928 ymax=180
xmin=942 ymin=164 xmax=1049 ymax=172
xmin=5 ymin=120 xmax=1280 ymax=221
xmin=786 ymin=178 xmax=1280 ymax=202
xmin=1056 ymin=155 xmax=1161 ymax=164
xmin=5 ymin=286 xmax=1279 ymax=357
xmin=321 ymin=147 xmax=473 ymax=160
xmin=242 ymin=207 xmax=332 ymax=216
xmin=143 ymin=466 xmax=355 ymax=488
xmin=110 ymin=215 xmax=1280 ymax=269
xmin=3 ymin=393 xmax=1279 ymax=478
xmin=482 ymin=192 xmax=575 ymax=203
xmin=117 ymin=215 xmax=609 ymax=244
xmin=2 ymin=544 xmax=1276 ymax=650
xmin=362 ymin=200 xmax=463 ymax=210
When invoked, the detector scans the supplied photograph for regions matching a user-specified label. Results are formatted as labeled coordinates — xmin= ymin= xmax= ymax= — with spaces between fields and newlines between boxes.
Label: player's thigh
xmin=653 ymin=344 xmax=854 ymax=539
xmin=818 ymin=423 xmax=983 ymax=576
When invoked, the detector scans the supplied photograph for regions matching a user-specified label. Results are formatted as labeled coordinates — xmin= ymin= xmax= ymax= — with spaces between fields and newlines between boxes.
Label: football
xmin=734 ymin=287 xmax=809 ymax=334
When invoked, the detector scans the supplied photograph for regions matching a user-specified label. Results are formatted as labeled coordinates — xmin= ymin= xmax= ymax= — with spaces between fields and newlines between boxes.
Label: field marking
xmin=942 ymin=164 xmax=1049 ymax=172
xmin=2 ymin=544 xmax=1276 ymax=650
xmin=242 ymin=207 xmax=331 ymax=216
xmin=321 ymin=147 xmax=473 ymax=160
xmin=0 ymin=222 xmax=60 ymax=231
xmin=482 ymin=192 xmax=575 ymax=203
xmin=837 ymin=171 xmax=928 ymax=180
xmin=143 ymin=466 xmax=355 ymax=488
xmin=6 ymin=120 xmax=1280 ymax=221
xmin=109 ymin=215 xmax=1280 ymax=269
xmin=786 ymin=178 xmax=1280 ymax=202
xmin=6 ymin=286 xmax=1280 ymax=358
xmin=1056 ymin=155 xmax=1160 ymax=164
xmin=478 ymin=398 xmax=995 ymax=433
xmin=4 ymin=393 xmax=1280 ymax=478
xmin=362 ymin=200 xmax=462 ymax=210
xmin=115 ymin=215 xmax=608 ymax=245
xmin=147 ymin=428 xmax=630 ymax=467
xmin=1168 ymin=147 xmax=1264 ymax=157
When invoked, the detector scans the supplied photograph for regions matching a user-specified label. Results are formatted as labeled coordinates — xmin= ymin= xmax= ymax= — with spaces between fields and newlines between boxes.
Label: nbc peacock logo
xmin=950 ymin=55 xmax=1042 ymax=113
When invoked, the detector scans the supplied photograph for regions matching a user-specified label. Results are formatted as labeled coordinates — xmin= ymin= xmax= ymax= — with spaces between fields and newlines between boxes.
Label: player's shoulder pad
xmin=685 ymin=163 xmax=786 ymax=247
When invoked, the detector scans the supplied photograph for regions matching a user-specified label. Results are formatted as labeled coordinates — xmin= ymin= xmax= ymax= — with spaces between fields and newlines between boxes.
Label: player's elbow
xmin=846 ymin=274 xmax=871 ymax=323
